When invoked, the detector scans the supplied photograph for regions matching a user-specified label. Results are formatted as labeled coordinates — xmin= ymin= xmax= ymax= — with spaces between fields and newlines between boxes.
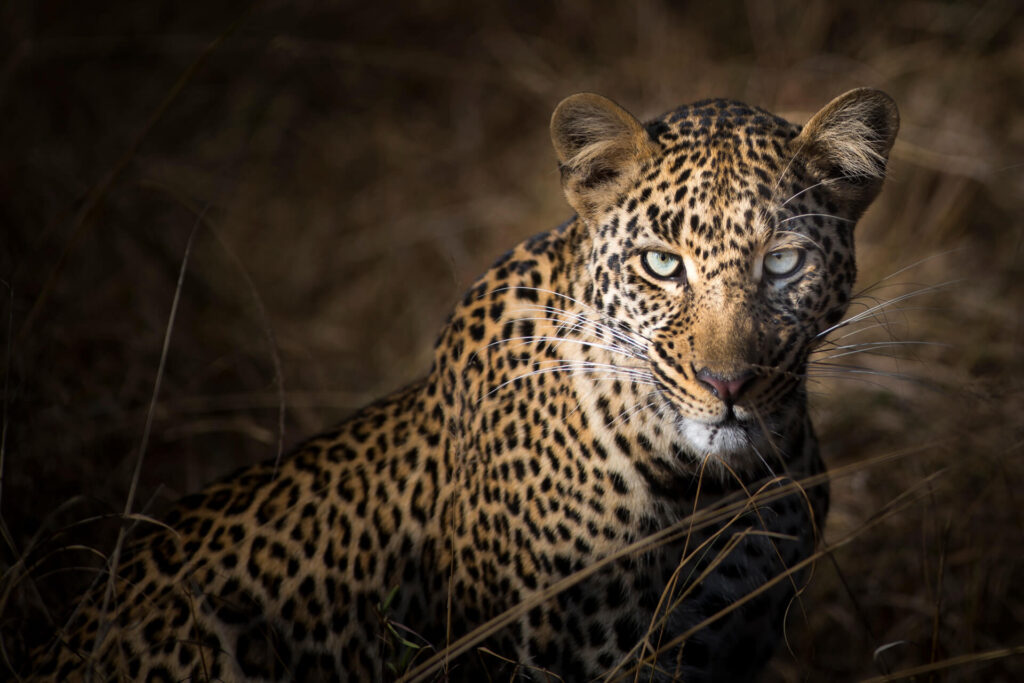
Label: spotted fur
xmin=28 ymin=88 xmax=898 ymax=682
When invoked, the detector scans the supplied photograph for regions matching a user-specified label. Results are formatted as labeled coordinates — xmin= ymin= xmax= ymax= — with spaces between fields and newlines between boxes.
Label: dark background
xmin=2 ymin=1 xmax=1022 ymax=679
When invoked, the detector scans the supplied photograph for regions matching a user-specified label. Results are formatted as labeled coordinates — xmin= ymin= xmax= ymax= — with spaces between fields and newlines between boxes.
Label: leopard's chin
xmin=676 ymin=411 xmax=783 ymax=474
xmin=679 ymin=417 xmax=749 ymax=456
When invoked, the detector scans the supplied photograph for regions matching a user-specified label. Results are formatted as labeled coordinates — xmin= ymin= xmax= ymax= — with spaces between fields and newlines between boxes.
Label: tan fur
xmin=550 ymin=93 xmax=658 ymax=216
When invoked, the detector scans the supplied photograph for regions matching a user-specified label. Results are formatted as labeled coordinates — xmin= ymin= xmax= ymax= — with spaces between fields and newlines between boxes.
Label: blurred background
xmin=1 ymin=0 xmax=1021 ymax=679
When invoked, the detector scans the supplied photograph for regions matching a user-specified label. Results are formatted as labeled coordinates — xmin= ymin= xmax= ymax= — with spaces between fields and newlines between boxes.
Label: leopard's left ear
xmin=793 ymin=88 xmax=899 ymax=215
xmin=551 ymin=93 xmax=659 ymax=219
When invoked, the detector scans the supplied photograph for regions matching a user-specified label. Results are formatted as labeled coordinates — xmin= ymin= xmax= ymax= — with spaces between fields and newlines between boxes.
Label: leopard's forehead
xmin=607 ymin=99 xmax=806 ymax=272
xmin=648 ymin=98 xmax=798 ymax=152
xmin=655 ymin=100 xmax=798 ymax=199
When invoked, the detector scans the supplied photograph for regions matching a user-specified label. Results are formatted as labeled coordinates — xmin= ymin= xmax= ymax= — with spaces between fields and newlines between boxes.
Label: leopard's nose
xmin=695 ymin=368 xmax=754 ymax=404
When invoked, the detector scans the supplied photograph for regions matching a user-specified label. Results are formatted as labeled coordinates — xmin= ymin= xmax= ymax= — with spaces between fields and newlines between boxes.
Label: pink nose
xmin=695 ymin=368 xmax=753 ymax=403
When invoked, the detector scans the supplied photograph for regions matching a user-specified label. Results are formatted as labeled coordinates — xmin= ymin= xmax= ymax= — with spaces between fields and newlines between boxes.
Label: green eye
xmin=763 ymin=248 xmax=805 ymax=278
xmin=642 ymin=250 xmax=685 ymax=280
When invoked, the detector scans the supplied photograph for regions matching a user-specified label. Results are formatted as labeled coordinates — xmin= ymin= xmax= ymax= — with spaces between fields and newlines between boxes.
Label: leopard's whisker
xmin=849 ymin=250 xmax=960 ymax=300
xmin=491 ymin=285 xmax=655 ymax=344
xmin=528 ymin=358 xmax=657 ymax=378
xmin=480 ymin=364 xmax=660 ymax=401
xmin=816 ymin=281 xmax=958 ymax=339
xmin=746 ymin=438 xmax=776 ymax=478
xmin=605 ymin=399 xmax=662 ymax=429
xmin=487 ymin=333 xmax=645 ymax=361
xmin=771 ymin=228 xmax=826 ymax=253
xmin=818 ymin=305 xmax=942 ymax=349
xmin=805 ymin=363 xmax=922 ymax=384
xmin=777 ymin=213 xmax=854 ymax=225
xmin=812 ymin=340 xmax=946 ymax=361
xmin=778 ymin=170 xmax=881 ymax=209
xmin=804 ymin=370 xmax=918 ymax=393
xmin=516 ymin=308 xmax=650 ymax=351
xmin=504 ymin=310 xmax=649 ymax=353
xmin=769 ymin=136 xmax=811 ymax=206
xmin=826 ymin=320 xmax=910 ymax=343
xmin=534 ymin=317 xmax=649 ymax=356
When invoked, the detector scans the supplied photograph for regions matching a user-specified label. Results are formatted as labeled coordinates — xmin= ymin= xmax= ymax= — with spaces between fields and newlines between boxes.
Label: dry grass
xmin=1 ymin=0 xmax=1022 ymax=679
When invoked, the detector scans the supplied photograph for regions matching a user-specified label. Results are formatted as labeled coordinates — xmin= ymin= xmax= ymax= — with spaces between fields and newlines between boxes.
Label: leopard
xmin=25 ymin=87 xmax=898 ymax=681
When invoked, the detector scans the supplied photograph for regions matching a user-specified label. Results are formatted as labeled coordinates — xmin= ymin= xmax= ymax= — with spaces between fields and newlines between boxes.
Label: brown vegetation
xmin=2 ymin=1 xmax=1022 ymax=679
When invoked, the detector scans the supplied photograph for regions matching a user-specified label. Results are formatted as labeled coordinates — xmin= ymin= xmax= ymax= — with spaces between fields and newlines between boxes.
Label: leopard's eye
xmin=642 ymin=250 xmax=684 ymax=280
xmin=763 ymin=248 xmax=805 ymax=279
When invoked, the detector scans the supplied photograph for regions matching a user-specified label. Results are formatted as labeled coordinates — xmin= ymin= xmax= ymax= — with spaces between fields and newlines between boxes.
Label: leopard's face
xmin=553 ymin=93 xmax=897 ymax=468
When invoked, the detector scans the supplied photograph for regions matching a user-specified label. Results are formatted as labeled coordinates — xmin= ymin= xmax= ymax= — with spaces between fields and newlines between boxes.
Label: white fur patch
xmin=678 ymin=419 xmax=750 ymax=458
xmin=676 ymin=413 xmax=781 ymax=477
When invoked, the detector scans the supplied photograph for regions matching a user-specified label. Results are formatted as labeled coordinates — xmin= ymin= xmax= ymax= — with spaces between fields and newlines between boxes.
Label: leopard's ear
xmin=551 ymin=93 xmax=659 ymax=219
xmin=793 ymin=88 xmax=899 ymax=215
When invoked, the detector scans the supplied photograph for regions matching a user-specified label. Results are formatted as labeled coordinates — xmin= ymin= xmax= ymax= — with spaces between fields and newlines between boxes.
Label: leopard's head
xmin=551 ymin=89 xmax=898 ymax=467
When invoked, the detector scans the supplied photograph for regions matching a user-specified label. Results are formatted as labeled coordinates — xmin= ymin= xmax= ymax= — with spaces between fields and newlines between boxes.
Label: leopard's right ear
xmin=551 ymin=93 xmax=659 ymax=219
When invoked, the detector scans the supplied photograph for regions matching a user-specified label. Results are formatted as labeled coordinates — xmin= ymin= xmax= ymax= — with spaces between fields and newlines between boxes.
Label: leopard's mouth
xmin=643 ymin=361 xmax=794 ymax=465
xmin=677 ymin=416 xmax=752 ymax=459
xmin=661 ymin=394 xmax=789 ymax=468
xmin=715 ymin=409 xmax=745 ymax=427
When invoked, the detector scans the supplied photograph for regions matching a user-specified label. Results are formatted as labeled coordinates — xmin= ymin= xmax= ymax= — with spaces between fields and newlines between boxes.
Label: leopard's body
xmin=29 ymin=89 xmax=897 ymax=681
